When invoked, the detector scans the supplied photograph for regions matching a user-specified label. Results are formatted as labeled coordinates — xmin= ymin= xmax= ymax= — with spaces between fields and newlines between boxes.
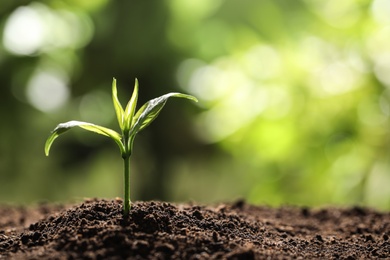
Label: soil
xmin=0 ymin=199 xmax=389 ymax=259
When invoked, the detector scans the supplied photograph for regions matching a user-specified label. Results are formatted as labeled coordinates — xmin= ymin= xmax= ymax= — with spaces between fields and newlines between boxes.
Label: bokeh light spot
xmin=26 ymin=70 xmax=70 ymax=113
xmin=306 ymin=0 xmax=361 ymax=28
xmin=3 ymin=3 xmax=93 ymax=56
xmin=242 ymin=45 xmax=281 ymax=80
xmin=3 ymin=5 xmax=45 ymax=55
xmin=373 ymin=53 xmax=390 ymax=87
xmin=318 ymin=61 xmax=360 ymax=95
xmin=371 ymin=0 xmax=390 ymax=24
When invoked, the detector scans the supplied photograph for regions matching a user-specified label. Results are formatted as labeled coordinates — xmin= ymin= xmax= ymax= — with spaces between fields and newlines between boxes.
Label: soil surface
xmin=0 ymin=199 xmax=389 ymax=259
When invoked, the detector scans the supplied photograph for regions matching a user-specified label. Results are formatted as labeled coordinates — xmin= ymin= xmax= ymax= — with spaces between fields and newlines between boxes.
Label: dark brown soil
xmin=0 ymin=199 xmax=389 ymax=259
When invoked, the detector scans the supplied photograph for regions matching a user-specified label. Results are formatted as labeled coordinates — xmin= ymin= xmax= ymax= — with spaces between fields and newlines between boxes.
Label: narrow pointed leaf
xmin=123 ymin=78 xmax=139 ymax=131
xmin=112 ymin=78 xmax=124 ymax=129
xmin=45 ymin=120 xmax=124 ymax=156
xmin=130 ymin=93 xmax=198 ymax=137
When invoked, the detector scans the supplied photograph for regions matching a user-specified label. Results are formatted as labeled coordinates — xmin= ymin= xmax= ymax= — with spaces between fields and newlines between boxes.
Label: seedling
xmin=45 ymin=78 xmax=197 ymax=216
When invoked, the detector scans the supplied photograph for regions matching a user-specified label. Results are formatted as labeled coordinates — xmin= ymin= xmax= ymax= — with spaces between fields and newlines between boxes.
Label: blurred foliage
xmin=0 ymin=0 xmax=390 ymax=210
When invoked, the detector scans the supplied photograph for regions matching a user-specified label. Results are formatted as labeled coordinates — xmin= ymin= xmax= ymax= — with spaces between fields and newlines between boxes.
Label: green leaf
xmin=112 ymin=78 xmax=124 ymax=130
xmin=123 ymin=78 xmax=139 ymax=132
xmin=130 ymin=93 xmax=198 ymax=137
xmin=45 ymin=120 xmax=124 ymax=156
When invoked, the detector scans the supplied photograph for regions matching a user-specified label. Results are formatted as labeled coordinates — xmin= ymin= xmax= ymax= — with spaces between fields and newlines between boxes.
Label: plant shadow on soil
xmin=0 ymin=199 xmax=389 ymax=259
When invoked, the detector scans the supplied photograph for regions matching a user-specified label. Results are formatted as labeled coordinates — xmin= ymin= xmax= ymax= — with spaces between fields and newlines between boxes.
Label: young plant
xmin=45 ymin=78 xmax=197 ymax=216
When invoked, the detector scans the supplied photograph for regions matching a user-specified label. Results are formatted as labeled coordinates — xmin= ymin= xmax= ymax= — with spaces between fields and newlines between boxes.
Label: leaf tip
xmin=134 ymin=78 xmax=139 ymax=91
xmin=44 ymin=140 xmax=51 ymax=156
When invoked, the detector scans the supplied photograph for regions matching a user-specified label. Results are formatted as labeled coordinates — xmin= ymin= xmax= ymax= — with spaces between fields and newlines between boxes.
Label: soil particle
xmin=0 ymin=199 xmax=389 ymax=259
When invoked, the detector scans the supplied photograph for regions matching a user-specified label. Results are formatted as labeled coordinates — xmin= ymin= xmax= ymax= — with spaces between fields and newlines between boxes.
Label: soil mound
xmin=0 ymin=199 xmax=389 ymax=259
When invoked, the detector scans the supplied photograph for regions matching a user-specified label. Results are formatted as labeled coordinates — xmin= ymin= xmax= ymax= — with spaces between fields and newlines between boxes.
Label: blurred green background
xmin=1 ymin=0 xmax=390 ymax=210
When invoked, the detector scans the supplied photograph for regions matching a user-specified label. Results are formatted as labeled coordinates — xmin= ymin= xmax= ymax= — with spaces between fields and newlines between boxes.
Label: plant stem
xmin=123 ymin=155 xmax=131 ymax=216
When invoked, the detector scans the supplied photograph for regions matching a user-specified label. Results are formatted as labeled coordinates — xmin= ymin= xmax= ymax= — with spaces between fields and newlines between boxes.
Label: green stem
xmin=123 ymin=155 xmax=131 ymax=216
